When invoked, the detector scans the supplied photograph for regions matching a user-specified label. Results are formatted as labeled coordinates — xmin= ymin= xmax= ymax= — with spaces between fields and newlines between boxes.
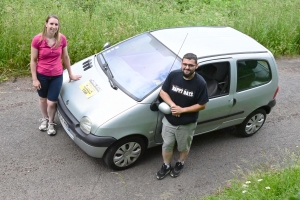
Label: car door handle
xmin=229 ymin=98 xmax=237 ymax=106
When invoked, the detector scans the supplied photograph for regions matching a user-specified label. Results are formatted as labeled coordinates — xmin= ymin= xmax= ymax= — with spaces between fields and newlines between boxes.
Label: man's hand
xmin=171 ymin=105 xmax=183 ymax=117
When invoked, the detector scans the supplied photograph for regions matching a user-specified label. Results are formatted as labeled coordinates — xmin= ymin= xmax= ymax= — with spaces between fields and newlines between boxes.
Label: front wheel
xmin=237 ymin=109 xmax=266 ymax=137
xmin=104 ymin=136 xmax=146 ymax=170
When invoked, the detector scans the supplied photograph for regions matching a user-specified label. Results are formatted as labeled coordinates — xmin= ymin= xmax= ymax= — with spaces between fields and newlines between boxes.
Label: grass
xmin=0 ymin=0 xmax=300 ymax=82
xmin=200 ymin=148 xmax=300 ymax=200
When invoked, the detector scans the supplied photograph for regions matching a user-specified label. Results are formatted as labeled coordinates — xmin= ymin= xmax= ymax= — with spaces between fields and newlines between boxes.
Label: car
xmin=57 ymin=26 xmax=279 ymax=170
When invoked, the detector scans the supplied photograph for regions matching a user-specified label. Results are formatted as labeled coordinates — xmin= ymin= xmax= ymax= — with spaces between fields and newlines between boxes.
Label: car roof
xmin=150 ymin=27 xmax=268 ymax=59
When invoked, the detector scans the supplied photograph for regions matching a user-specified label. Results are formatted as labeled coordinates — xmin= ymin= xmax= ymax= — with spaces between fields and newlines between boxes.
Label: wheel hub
xmin=113 ymin=142 xmax=142 ymax=168
xmin=124 ymin=151 xmax=131 ymax=157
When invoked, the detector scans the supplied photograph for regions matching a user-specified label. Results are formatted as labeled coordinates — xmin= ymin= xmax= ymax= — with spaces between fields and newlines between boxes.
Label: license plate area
xmin=57 ymin=110 xmax=75 ymax=140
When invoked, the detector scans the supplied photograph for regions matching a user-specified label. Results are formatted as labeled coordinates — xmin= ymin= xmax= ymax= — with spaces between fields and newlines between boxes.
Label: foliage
xmin=201 ymin=148 xmax=300 ymax=200
xmin=0 ymin=0 xmax=299 ymax=82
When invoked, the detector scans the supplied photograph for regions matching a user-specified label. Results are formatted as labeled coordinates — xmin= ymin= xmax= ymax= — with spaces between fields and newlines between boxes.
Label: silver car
xmin=57 ymin=27 xmax=279 ymax=170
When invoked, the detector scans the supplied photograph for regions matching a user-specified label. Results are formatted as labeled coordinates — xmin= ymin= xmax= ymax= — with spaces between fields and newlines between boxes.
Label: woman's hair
xmin=39 ymin=14 xmax=61 ymax=48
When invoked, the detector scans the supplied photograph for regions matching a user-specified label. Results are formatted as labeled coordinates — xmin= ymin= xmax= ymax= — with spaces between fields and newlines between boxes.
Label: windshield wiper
xmin=103 ymin=63 xmax=118 ymax=90
xmin=97 ymin=54 xmax=118 ymax=90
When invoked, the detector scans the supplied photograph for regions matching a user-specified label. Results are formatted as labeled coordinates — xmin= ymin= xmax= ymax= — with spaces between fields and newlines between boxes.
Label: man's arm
xmin=160 ymin=89 xmax=206 ymax=116
xmin=179 ymin=103 xmax=206 ymax=113
xmin=171 ymin=103 xmax=206 ymax=116
xmin=160 ymin=89 xmax=176 ymax=107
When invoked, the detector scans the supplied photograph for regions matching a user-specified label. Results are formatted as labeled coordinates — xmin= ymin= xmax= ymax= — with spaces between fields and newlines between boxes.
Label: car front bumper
xmin=57 ymin=95 xmax=117 ymax=158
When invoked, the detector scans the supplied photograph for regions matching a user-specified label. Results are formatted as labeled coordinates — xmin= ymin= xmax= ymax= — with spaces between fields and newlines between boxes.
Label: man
xmin=157 ymin=53 xmax=209 ymax=180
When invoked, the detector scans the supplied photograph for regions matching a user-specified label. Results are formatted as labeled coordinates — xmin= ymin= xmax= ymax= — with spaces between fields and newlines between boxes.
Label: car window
xmin=236 ymin=60 xmax=272 ymax=92
xmin=196 ymin=61 xmax=230 ymax=98
xmin=102 ymin=33 xmax=181 ymax=101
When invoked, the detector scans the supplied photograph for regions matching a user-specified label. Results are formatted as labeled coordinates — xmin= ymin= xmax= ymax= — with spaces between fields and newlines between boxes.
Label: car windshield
xmin=101 ymin=33 xmax=181 ymax=101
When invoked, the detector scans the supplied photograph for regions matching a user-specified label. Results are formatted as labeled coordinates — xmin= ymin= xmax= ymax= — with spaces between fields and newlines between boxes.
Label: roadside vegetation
xmin=201 ymin=148 xmax=300 ymax=200
xmin=1 ymin=0 xmax=300 ymax=199
xmin=0 ymin=0 xmax=299 ymax=82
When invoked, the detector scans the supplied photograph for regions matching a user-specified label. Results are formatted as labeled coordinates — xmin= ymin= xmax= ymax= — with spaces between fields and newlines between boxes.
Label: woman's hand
xmin=33 ymin=79 xmax=41 ymax=90
xmin=69 ymin=74 xmax=82 ymax=82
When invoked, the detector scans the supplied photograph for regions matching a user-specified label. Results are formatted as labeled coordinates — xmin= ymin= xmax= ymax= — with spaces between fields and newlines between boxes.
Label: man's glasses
xmin=182 ymin=63 xmax=196 ymax=68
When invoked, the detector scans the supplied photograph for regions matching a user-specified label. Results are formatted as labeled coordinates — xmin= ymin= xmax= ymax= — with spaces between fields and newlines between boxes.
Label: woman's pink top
xmin=31 ymin=34 xmax=67 ymax=76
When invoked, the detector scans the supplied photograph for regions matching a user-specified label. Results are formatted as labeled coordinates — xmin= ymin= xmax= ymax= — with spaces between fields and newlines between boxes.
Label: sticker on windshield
xmin=80 ymin=79 xmax=101 ymax=98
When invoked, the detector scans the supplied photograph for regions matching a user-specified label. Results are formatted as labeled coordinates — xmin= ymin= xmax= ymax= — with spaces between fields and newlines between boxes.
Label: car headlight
xmin=80 ymin=116 xmax=92 ymax=135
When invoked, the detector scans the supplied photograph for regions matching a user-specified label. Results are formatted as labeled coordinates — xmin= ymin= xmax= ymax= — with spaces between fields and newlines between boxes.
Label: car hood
xmin=60 ymin=55 xmax=137 ymax=130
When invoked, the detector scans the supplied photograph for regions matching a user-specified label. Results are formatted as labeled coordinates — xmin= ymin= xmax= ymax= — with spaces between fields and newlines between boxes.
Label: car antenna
xmin=168 ymin=33 xmax=188 ymax=73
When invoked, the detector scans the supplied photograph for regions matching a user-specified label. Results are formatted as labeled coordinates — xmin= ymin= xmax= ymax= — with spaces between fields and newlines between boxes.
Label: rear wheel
xmin=237 ymin=109 xmax=266 ymax=137
xmin=104 ymin=136 xmax=146 ymax=170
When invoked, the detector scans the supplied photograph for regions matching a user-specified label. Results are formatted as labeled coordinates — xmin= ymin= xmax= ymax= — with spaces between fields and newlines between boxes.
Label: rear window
xmin=236 ymin=60 xmax=272 ymax=92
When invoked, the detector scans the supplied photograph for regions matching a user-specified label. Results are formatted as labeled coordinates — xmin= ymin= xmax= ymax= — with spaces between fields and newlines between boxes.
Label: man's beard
xmin=182 ymin=70 xmax=194 ymax=78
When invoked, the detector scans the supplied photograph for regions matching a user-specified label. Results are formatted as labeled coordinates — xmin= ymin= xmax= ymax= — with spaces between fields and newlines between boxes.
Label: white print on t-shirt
xmin=172 ymin=85 xmax=194 ymax=97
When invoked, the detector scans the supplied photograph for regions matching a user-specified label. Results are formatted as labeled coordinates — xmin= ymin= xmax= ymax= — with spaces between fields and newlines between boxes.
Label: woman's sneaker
xmin=156 ymin=164 xmax=171 ymax=180
xmin=47 ymin=122 xmax=57 ymax=136
xmin=38 ymin=118 xmax=48 ymax=131
xmin=170 ymin=162 xmax=184 ymax=177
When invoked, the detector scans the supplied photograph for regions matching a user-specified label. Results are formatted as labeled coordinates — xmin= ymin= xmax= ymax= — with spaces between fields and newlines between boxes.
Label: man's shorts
xmin=162 ymin=117 xmax=197 ymax=152
xmin=37 ymin=72 xmax=63 ymax=102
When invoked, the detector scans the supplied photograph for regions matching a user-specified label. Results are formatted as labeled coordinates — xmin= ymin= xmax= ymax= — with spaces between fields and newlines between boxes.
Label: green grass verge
xmin=200 ymin=148 xmax=300 ymax=200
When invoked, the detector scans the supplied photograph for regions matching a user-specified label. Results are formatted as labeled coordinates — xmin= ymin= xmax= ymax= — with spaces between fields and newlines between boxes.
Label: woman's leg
xmin=37 ymin=73 xmax=50 ymax=131
xmin=46 ymin=74 xmax=63 ymax=135
xmin=47 ymin=100 xmax=57 ymax=122
xmin=47 ymin=74 xmax=63 ymax=122
xmin=39 ymin=97 xmax=48 ymax=118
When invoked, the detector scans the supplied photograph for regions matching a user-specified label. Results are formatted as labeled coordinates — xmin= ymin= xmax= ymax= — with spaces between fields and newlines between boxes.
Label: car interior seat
xmin=213 ymin=63 xmax=230 ymax=95
xmin=197 ymin=65 xmax=218 ymax=97
xmin=237 ymin=60 xmax=257 ymax=91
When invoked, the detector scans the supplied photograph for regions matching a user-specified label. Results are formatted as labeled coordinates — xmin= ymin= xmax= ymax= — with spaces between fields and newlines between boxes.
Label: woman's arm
xmin=62 ymin=46 xmax=81 ymax=81
xmin=30 ymin=46 xmax=41 ymax=89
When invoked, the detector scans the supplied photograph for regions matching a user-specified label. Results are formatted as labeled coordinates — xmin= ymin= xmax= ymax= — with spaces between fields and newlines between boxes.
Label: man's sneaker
xmin=156 ymin=164 xmax=171 ymax=180
xmin=38 ymin=118 xmax=48 ymax=131
xmin=170 ymin=162 xmax=184 ymax=178
xmin=47 ymin=122 xmax=57 ymax=136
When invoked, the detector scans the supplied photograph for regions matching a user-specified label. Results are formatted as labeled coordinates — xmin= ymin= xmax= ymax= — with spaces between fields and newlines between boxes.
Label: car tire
xmin=236 ymin=109 xmax=266 ymax=137
xmin=104 ymin=136 xmax=146 ymax=170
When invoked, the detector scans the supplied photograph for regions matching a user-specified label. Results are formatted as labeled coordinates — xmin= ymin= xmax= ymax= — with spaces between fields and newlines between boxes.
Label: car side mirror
xmin=158 ymin=102 xmax=171 ymax=114
xmin=150 ymin=101 xmax=159 ymax=111
xmin=103 ymin=42 xmax=111 ymax=50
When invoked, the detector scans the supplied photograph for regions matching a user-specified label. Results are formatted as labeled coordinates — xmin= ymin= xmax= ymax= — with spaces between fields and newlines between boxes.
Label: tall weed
xmin=0 ymin=0 xmax=299 ymax=81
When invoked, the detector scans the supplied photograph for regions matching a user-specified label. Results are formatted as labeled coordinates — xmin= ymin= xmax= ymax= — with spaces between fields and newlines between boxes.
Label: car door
xmin=227 ymin=54 xmax=275 ymax=125
xmin=194 ymin=59 xmax=235 ymax=135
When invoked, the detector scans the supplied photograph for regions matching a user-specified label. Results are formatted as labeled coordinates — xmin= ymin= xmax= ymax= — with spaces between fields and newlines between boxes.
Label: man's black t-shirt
xmin=162 ymin=69 xmax=209 ymax=126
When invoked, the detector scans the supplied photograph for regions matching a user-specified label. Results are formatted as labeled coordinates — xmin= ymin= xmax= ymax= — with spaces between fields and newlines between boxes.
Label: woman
xmin=30 ymin=14 xmax=81 ymax=136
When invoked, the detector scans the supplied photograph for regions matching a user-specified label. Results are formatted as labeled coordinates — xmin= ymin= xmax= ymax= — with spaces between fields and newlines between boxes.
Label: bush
xmin=1 ymin=0 xmax=299 ymax=81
